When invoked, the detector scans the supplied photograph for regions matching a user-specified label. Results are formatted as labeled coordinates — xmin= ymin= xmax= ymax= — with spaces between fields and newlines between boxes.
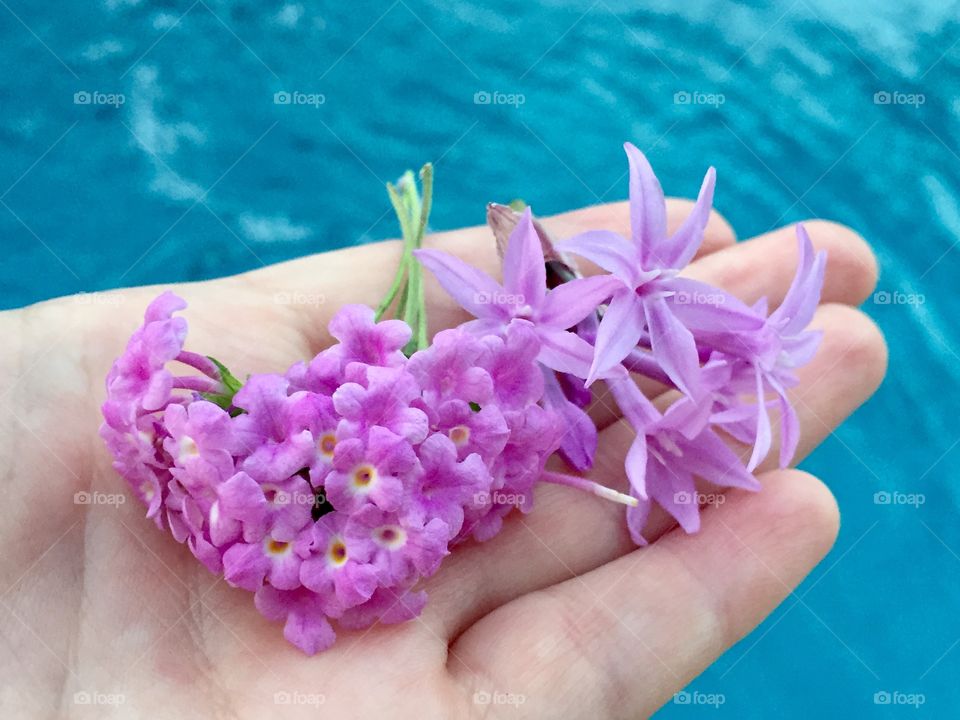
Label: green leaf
xmin=202 ymin=356 xmax=244 ymax=414
xmin=206 ymin=356 xmax=244 ymax=394
xmin=201 ymin=391 xmax=233 ymax=411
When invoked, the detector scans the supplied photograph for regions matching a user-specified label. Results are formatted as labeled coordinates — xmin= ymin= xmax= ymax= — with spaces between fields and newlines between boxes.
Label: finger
xmin=449 ymin=468 xmax=840 ymax=720
xmin=422 ymin=303 xmax=884 ymax=638
xmin=586 ymin=219 xmax=879 ymax=427
xmin=686 ymin=220 xmax=877 ymax=309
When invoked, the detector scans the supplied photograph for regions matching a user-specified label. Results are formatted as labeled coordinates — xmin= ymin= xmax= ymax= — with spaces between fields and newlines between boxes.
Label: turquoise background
xmin=1 ymin=1 xmax=956 ymax=716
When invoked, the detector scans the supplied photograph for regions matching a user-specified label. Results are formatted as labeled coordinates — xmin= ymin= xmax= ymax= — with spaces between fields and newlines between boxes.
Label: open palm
xmin=0 ymin=199 xmax=885 ymax=719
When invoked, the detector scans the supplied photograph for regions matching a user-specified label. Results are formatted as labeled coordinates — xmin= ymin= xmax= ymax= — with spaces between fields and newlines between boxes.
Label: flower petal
xmin=541 ymin=369 xmax=597 ymax=471
xmin=782 ymin=330 xmax=823 ymax=368
xmin=778 ymin=390 xmax=801 ymax=468
xmin=539 ymin=275 xmax=621 ymax=329
xmin=624 ymin=142 xmax=667 ymax=266
xmin=608 ymin=370 xmax=661 ymax=429
xmin=223 ymin=543 xmax=268 ymax=592
xmin=535 ymin=327 xmax=597 ymax=378
xmin=625 ymin=433 xmax=649 ymax=499
xmin=558 ymin=230 xmax=643 ymax=286
xmin=502 ymin=208 xmax=547 ymax=309
xmin=587 ymin=289 xmax=646 ymax=385
xmin=667 ymin=277 xmax=765 ymax=332
xmin=414 ymin=249 xmax=509 ymax=320
xmin=644 ymin=295 xmax=702 ymax=397
xmin=648 ymin=463 xmax=700 ymax=534
xmin=661 ymin=166 xmax=716 ymax=269
xmin=626 ymin=496 xmax=652 ymax=546
xmin=682 ymin=428 xmax=761 ymax=492
xmin=771 ymin=224 xmax=827 ymax=335
xmin=284 ymin=606 xmax=336 ymax=656
xmin=747 ymin=365 xmax=772 ymax=472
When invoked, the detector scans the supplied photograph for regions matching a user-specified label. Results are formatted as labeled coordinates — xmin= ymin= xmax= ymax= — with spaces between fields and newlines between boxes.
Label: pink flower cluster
xmin=101 ymin=295 xmax=563 ymax=654
xmin=101 ymin=143 xmax=827 ymax=654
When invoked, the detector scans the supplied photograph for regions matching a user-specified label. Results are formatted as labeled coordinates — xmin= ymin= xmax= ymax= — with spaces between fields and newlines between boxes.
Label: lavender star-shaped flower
xmin=559 ymin=143 xmax=759 ymax=391
xmin=414 ymin=208 xmax=621 ymax=379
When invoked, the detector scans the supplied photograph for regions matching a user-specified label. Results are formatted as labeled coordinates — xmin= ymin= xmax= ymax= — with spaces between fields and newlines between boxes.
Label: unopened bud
xmin=485 ymin=203 xmax=581 ymax=287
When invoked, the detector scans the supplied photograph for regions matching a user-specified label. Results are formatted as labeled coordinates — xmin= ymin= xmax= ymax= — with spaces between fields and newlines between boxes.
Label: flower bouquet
xmin=100 ymin=143 xmax=825 ymax=654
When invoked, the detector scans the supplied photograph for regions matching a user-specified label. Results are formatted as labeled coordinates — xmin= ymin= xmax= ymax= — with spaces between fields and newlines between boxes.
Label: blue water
xmin=1 ymin=1 xmax=957 ymax=716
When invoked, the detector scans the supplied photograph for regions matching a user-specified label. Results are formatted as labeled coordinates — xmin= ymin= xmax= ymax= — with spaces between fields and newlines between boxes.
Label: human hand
xmin=0 ymin=200 xmax=885 ymax=718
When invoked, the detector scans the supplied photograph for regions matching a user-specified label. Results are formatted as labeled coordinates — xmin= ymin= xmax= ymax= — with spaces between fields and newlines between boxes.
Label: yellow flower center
xmin=351 ymin=464 xmax=376 ymax=490
xmin=178 ymin=435 xmax=199 ymax=459
xmin=318 ymin=433 xmax=337 ymax=458
xmin=327 ymin=539 xmax=348 ymax=567
xmin=374 ymin=525 xmax=407 ymax=550
xmin=448 ymin=425 xmax=470 ymax=446
xmin=266 ymin=539 xmax=291 ymax=556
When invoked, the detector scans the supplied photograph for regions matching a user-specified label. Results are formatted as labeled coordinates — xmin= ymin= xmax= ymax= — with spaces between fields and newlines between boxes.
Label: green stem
xmin=374 ymin=174 xmax=418 ymax=320
xmin=411 ymin=165 xmax=433 ymax=350
xmin=374 ymin=163 xmax=434 ymax=355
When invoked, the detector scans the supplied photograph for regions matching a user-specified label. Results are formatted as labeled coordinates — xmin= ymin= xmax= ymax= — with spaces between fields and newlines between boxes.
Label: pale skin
xmin=0 ymin=200 xmax=886 ymax=719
